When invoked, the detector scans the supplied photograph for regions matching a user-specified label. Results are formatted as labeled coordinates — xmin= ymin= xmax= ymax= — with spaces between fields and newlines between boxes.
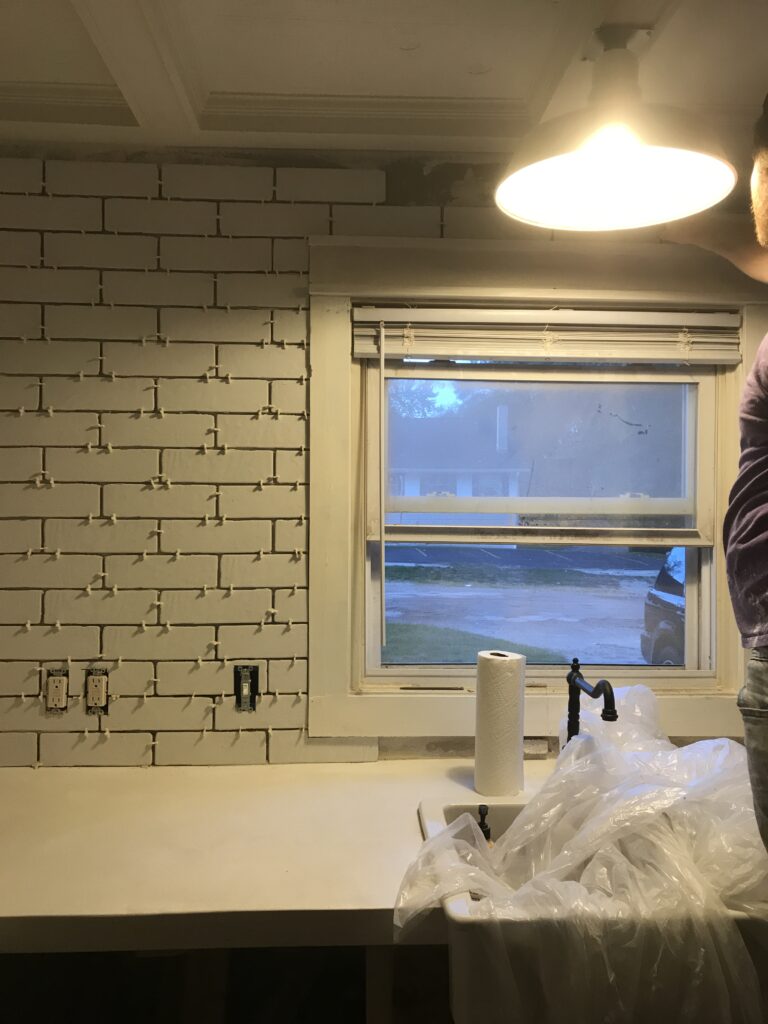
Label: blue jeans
xmin=738 ymin=649 xmax=768 ymax=852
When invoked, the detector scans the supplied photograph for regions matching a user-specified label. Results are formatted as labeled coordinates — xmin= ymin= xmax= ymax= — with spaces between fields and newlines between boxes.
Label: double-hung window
xmin=309 ymin=279 xmax=750 ymax=740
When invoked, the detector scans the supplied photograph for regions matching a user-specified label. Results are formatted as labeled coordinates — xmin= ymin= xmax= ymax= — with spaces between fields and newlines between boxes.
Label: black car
xmin=640 ymin=548 xmax=685 ymax=666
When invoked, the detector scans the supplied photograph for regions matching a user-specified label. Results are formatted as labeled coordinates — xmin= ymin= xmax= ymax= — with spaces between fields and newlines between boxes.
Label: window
xmin=363 ymin=356 xmax=716 ymax=689
xmin=308 ymin=250 xmax=755 ymax=740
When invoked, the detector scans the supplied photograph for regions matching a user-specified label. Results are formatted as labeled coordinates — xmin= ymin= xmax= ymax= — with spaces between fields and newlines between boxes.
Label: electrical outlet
xmin=234 ymin=664 xmax=259 ymax=712
xmin=84 ymin=668 xmax=109 ymax=715
xmin=45 ymin=669 xmax=69 ymax=712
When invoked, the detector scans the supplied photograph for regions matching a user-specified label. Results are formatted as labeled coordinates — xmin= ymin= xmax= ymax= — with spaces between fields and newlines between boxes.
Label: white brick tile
xmin=332 ymin=205 xmax=440 ymax=237
xmin=44 ymin=233 xmax=157 ymax=269
xmin=218 ymin=203 xmax=328 ymax=237
xmin=106 ymin=554 xmax=217 ymax=588
xmin=160 ymin=236 xmax=270 ymax=271
xmin=0 ymin=376 xmax=39 ymax=410
xmin=102 ymin=627 xmax=215 ymax=662
xmin=102 ymin=341 xmax=216 ymax=378
xmin=0 ymin=159 xmax=42 ymax=194
xmin=268 ymin=730 xmax=377 ymax=764
xmin=0 ymin=339 xmax=100 ymax=374
xmin=163 ymin=448 xmax=272 ymax=483
xmin=275 ymin=448 xmax=306 ymax=483
xmin=273 ymin=310 xmax=307 ymax=344
xmin=270 ymin=379 xmax=306 ymax=413
xmin=273 ymin=239 xmax=308 ymax=271
xmin=0 ymin=448 xmax=41 ymax=480
xmin=105 ymin=198 xmax=217 ymax=235
xmin=219 ymin=623 xmax=307 ymax=659
xmin=156 ymin=660 xmax=256 ymax=696
xmin=102 ymin=339 xmax=215 ymax=380
xmin=217 ymin=413 xmax=305 ymax=448
xmin=161 ymin=307 xmax=271 ymax=343
xmin=221 ymin=554 xmax=306 ymax=588
xmin=104 ymin=695 xmax=213 ymax=729
xmin=0 ymin=663 xmax=40 ymax=696
xmin=51 ymin=660 xmax=156 ymax=696
xmin=0 ymin=697 xmax=92 ymax=731
xmin=46 ymin=518 xmax=156 ymax=554
xmin=0 ymin=626 xmax=98 ymax=660
xmin=0 ymin=733 xmax=37 ymax=766
xmin=217 ymin=343 xmax=306 ymax=379
xmin=44 ymin=377 xmax=153 ymax=411
xmin=103 ymin=484 xmax=215 ymax=518
xmin=217 ymin=273 xmax=307 ymax=308
xmin=219 ymin=484 xmax=306 ymax=518
xmin=0 ymin=195 xmax=101 ymax=231
xmin=46 ymin=304 xmax=156 ymax=339
xmin=277 ymin=168 xmax=385 ymax=203
xmin=160 ymin=519 xmax=271 ymax=554
xmin=0 ymin=411 xmax=98 ymax=446
xmin=442 ymin=206 xmax=545 ymax=240
xmin=161 ymin=588 xmax=271 ymax=624
xmin=0 ymin=553 xmax=102 ymax=587
xmin=268 ymin=659 xmax=307 ymax=694
xmin=0 ymin=304 xmax=41 ymax=339
xmin=0 ymin=484 xmax=99 ymax=518
xmin=45 ymin=589 xmax=157 ymax=625
xmin=0 ymin=590 xmax=40 ymax=623
xmin=274 ymin=588 xmax=307 ymax=622
xmin=0 ymin=230 xmax=40 ymax=266
xmin=46 ymin=448 xmax=159 ymax=482
xmin=274 ymin=518 xmax=307 ymax=551
xmin=46 ymin=160 xmax=158 ymax=198
xmin=101 ymin=412 xmax=214 ymax=448
xmin=162 ymin=164 xmax=272 ymax=201
xmin=155 ymin=730 xmax=266 ymax=765
xmin=159 ymin=378 xmax=268 ymax=413
xmin=0 ymin=520 xmax=41 ymax=553
xmin=102 ymin=271 xmax=214 ymax=307
xmin=40 ymin=732 xmax=152 ymax=766
xmin=215 ymin=693 xmax=305 ymax=730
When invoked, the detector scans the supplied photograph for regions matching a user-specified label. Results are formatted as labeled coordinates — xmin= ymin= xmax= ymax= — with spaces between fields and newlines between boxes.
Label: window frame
xmin=307 ymin=239 xmax=768 ymax=741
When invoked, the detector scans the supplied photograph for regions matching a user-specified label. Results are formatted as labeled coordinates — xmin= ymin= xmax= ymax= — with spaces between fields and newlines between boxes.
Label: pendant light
xmin=495 ymin=32 xmax=737 ymax=232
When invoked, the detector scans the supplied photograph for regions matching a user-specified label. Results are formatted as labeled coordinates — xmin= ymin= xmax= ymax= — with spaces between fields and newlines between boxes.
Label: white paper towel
xmin=474 ymin=649 xmax=525 ymax=796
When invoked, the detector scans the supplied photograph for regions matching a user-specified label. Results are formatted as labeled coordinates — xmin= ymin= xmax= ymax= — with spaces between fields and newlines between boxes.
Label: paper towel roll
xmin=474 ymin=650 xmax=525 ymax=796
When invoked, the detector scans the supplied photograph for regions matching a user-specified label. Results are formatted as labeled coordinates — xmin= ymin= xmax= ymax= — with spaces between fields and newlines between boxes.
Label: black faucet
xmin=565 ymin=657 xmax=618 ymax=742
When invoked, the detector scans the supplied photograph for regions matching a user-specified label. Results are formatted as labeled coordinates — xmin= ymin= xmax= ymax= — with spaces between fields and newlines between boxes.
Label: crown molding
xmin=200 ymin=92 xmax=531 ymax=143
xmin=0 ymin=83 xmax=135 ymax=126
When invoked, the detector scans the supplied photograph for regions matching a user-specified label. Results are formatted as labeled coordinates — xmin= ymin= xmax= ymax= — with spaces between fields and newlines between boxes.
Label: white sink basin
xmin=418 ymin=798 xmax=526 ymax=843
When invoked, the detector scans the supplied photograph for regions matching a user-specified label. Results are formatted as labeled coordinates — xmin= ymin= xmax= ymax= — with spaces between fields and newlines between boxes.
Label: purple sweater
xmin=724 ymin=332 xmax=768 ymax=647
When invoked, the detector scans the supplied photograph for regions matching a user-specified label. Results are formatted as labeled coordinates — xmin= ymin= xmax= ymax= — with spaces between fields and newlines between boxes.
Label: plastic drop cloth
xmin=395 ymin=686 xmax=768 ymax=1024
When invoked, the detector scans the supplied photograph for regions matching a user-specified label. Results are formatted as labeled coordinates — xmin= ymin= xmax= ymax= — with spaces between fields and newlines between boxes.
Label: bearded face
xmin=752 ymin=151 xmax=768 ymax=247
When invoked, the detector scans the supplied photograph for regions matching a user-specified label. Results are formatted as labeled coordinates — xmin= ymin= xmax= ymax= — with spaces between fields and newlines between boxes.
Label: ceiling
xmin=0 ymin=0 xmax=764 ymax=175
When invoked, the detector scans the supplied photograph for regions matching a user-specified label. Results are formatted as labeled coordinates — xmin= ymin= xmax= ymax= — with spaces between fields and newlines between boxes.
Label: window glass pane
xmin=380 ymin=543 xmax=686 ymax=667
xmin=386 ymin=379 xmax=694 ymax=529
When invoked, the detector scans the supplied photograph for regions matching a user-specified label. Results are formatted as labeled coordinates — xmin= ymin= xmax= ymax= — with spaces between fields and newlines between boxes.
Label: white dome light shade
xmin=495 ymin=120 xmax=737 ymax=231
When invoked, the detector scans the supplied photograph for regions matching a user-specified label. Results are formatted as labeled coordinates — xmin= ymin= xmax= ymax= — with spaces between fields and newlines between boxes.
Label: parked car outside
xmin=640 ymin=547 xmax=685 ymax=665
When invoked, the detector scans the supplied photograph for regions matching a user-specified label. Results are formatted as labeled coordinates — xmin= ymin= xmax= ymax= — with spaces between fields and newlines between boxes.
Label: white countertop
xmin=0 ymin=758 xmax=555 ymax=952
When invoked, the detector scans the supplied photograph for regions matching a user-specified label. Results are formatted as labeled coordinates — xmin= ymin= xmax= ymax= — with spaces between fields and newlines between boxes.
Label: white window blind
xmin=352 ymin=307 xmax=741 ymax=365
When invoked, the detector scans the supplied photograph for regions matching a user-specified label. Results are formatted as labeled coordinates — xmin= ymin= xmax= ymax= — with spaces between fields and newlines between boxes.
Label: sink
xmin=418 ymin=798 xmax=526 ymax=843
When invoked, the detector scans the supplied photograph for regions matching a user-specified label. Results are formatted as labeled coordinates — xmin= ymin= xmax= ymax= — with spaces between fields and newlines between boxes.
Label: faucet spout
xmin=566 ymin=657 xmax=618 ymax=742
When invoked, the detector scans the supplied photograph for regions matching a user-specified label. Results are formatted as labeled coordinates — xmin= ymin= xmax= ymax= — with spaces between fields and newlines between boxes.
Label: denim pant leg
xmin=738 ymin=649 xmax=768 ymax=853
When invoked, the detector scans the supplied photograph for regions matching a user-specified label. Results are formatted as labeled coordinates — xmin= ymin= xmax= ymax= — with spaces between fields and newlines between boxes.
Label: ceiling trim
xmin=200 ymin=92 xmax=531 ymax=142
xmin=69 ymin=0 xmax=201 ymax=135
xmin=0 ymin=83 xmax=135 ymax=127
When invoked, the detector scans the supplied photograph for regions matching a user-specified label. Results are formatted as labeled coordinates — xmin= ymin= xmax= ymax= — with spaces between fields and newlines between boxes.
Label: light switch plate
xmin=45 ymin=669 xmax=69 ymax=712
xmin=234 ymin=664 xmax=259 ymax=711
xmin=85 ymin=668 xmax=109 ymax=715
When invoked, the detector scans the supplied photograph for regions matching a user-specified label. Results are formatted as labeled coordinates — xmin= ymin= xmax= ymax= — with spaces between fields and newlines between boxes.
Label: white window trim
xmin=307 ymin=237 xmax=768 ymax=740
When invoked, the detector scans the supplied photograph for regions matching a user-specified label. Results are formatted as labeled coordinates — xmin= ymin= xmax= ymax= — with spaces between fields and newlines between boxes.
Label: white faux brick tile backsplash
xmin=0 ymin=156 xmax=388 ymax=767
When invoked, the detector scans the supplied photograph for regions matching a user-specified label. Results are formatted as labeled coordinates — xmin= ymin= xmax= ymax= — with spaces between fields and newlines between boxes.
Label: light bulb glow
xmin=495 ymin=121 xmax=736 ymax=231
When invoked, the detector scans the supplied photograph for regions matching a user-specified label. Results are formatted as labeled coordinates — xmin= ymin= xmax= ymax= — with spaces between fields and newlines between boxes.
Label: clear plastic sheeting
xmin=395 ymin=687 xmax=768 ymax=1024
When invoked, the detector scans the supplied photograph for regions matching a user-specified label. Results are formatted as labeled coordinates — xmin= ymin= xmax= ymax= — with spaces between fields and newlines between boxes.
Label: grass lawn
xmin=381 ymin=623 xmax=566 ymax=665
xmin=387 ymin=565 xmax=627 ymax=590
